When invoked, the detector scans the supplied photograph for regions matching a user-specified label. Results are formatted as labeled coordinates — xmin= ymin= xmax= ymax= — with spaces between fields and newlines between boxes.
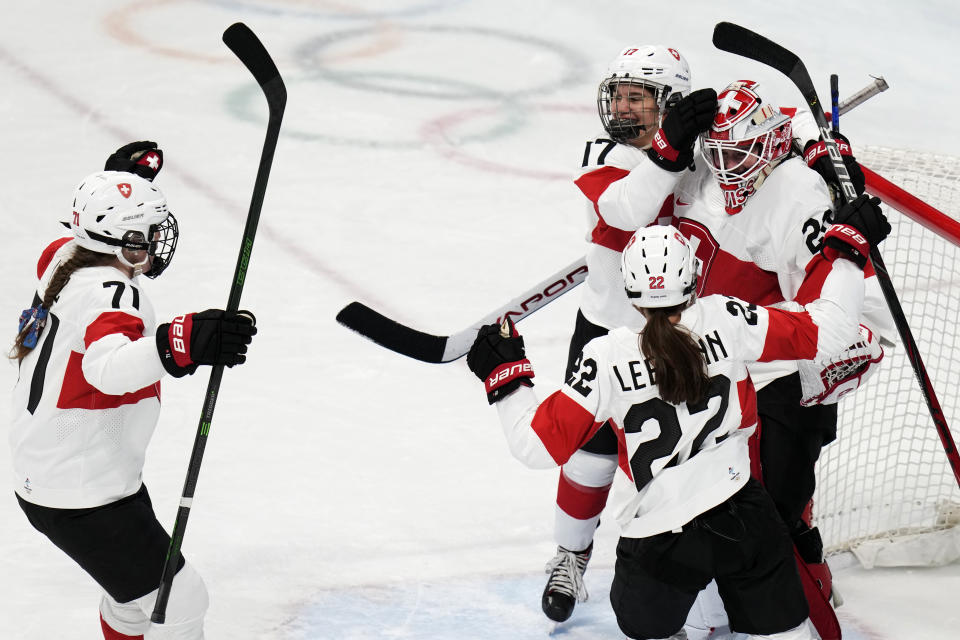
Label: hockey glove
xmin=467 ymin=317 xmax=535 ymax=404
xmin=156 ymin=309 xmax=257 ymax=378
xmin=798 ymin=324 xmax=884 ymax=406
xmin=803 ymin=132 xmax=866 ymax=199
xmin=647 ymin=88 xmax=718 ymax=172
xmin=821 ymin=194 xmax=891 ymax=268
xmin=105 ymin=141 xmax=164 ymax=181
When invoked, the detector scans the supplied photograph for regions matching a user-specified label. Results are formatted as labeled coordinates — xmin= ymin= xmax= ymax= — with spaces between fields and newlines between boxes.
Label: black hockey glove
xmin=821 ymin=194 xmax=891 ymax=269
xmin=156 ymin=309 xmax=257 ymax=377
xmin=647 ymin=88 xmax=718 ymax=172
xmin=105 ymin=141 xmax=164 ymax=181
xmin=803 ymin=132 xmax=866 ymax=200
xmin=467 ymin=318 xmax=535 ymax=404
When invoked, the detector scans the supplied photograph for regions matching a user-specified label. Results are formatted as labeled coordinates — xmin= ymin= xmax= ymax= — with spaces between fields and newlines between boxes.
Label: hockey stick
xmin=712 ymin=22 xmax=960 ymax=490
xmin=336 ymin=258 xmax=588 ymax=363
xmin=836 ymin=76 xmax=887 ymax=117
xmin=830 ymin=74 xmax=840 ymax=131
xmin=151 ymin=23 xmax=286 ymax=624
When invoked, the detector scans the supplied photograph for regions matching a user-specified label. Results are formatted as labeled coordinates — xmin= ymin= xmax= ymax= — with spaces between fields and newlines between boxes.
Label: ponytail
xmin=10 ymin=246 xmax=115 ymax=361
xmin=640 ymin=303 xmax=709 ymax=405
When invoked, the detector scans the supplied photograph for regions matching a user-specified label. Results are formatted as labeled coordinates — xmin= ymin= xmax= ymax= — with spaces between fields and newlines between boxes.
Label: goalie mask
xmin=598 ymin=45 xmax=691 ymax=145
xmin=621 ymin=225 xmax=700 ymax=308
xmin=700 ymin=80 xmax=793 ymax=215
xmin=70 ymin=171 xmax=178 ymax=278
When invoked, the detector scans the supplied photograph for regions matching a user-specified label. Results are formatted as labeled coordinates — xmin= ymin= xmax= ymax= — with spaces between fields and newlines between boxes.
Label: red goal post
xmin=813 ymin=146 xmax=960 ymax=567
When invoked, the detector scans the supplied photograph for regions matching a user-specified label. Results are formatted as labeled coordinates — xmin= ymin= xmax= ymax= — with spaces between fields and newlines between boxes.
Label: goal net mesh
xmin=813 ymin=145 xmax=960 ymax=562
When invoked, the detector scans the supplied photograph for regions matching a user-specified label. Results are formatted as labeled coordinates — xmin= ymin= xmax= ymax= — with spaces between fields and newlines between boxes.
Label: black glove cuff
xmin=822 ymin=236 xmax=868 ymax=269
xmin=646 ymin=147 xmax=694 ymax=172
xmin=486 ymin=377 xmax=534 ymax=405
xmin=155 ymin=324 xmax=198 ymax=378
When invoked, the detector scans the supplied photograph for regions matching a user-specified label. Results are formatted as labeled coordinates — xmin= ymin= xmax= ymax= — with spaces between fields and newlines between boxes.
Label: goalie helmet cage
xmin=813 ymin=145 xmax=960 ymax=567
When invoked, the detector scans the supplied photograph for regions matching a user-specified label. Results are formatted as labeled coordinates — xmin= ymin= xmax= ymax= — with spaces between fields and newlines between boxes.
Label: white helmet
xmin=598 ymin=45 xmax=691 ymax=143
xmin=700 ymin=80 xmax=793 ymax=215
xmin=621 ymin=225 xmax=700 ymax=308
xmin=70 ymin=171 xmax=178 ymax=278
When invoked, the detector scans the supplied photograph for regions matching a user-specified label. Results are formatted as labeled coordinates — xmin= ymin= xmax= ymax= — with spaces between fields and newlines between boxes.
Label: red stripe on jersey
xmin=556 ymin=470 xmax=612 ymax=519
xmin=531 ymin=391 xmax=603 ymax=465
xmin=700 ymin=251 xmax=783 ymax=305
xmin=737 ymin=377 xmax=758 ymax=431
xmin=36 ymin=237 xmax=72 ymax=279
xmin=677 ymin=218 xmax=784 ymax=306
xmin=592 ymin=219 xmax=634 ymax=252
xmin=57 ymin=351 xmax=160 ymax=410
xmin=575 ymin=166 xmax=634 ymax=251
xmin=84 ymin=312 xmax=145 ymax=348
xmin=612 ymin=419 xmax=634 ymax=482
xmin=575 ymin=165 xmax=630 ymax=203
xmin=759 ymin=308 xmax=819 ymax=361
xmin=794 ymin=254 xmax=833 ymax=305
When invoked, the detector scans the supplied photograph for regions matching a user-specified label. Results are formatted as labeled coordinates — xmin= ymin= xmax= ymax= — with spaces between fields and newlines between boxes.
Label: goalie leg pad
xmin=793 ymin=550 xmax=840 ymax=640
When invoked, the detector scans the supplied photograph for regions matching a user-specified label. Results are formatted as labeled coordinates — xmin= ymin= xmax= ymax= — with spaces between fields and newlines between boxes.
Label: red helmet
xmin=700 ymin=80 xmax=793 ymax=214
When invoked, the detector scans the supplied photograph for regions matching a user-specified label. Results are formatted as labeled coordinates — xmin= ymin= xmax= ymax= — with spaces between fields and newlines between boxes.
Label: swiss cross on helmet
xmin=597 ymin=45 xmax=692 ymax=144
xmin=700 ymin=80 xmax=793 ymax=215
xmin=621 ymin=225 xmax=700 ymax=308
xmin=70 ymin=171 xmax=178 ymax=278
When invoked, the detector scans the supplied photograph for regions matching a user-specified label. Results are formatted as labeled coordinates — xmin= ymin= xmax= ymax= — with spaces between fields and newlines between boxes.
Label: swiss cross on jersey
xmin=116 ymin=183 xmax=132 ymax=198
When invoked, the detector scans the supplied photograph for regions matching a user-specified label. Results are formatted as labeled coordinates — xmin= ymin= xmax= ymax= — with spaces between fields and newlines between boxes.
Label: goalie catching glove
xmin=799 ymin=324 xmax=884 ymax=406
xmin=467 ymin=317 xmax=535 ymax=404
xmin=156 ymin=309 xmax=257 ymax=377
xmin=821 ymin=193 xmax=892 ymax=269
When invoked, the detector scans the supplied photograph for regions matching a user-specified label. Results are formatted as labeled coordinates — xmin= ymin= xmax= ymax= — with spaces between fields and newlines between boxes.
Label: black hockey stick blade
xmin=223 ymin=23 xmax=287 ymax=113
xmin=337 ymin=257 xmax=589 ymax=364
xmin=712 ymin=22 xmax=817 ymax=107
xmin=337 ymin=302 xmax=449 ymax=363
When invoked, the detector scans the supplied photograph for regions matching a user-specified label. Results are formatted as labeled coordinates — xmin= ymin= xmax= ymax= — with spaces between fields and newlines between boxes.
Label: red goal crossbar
xmin=864 ymin=165 xmax=960 ymax=247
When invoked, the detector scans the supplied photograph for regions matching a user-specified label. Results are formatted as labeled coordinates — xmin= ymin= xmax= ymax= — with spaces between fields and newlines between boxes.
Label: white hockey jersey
xmin=492 ymin=294 xmax=859 ymax=538
xmin=10 ymin=239 xmax=167 ymax=509
xmin=574 ymin=136 xmax=677 ymax=330
xmin=670 ymin=156 xmax=894 ymax=385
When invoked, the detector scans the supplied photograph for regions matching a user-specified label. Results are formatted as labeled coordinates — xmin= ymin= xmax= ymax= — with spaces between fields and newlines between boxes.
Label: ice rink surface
xmin=1 ymin=1 xmax=958 ymax=638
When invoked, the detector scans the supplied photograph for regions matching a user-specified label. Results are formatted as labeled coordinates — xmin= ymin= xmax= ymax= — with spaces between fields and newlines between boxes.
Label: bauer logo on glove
xmin=467 ymin=317 xmax=535 ymax=404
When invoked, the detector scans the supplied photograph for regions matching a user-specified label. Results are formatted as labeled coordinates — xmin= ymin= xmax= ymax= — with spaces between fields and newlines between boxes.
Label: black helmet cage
xmin=104 ymin=211 xmax=178 ymax=279
xmin=597 ymin=75 xmax=677 ymax=143
xmin=146 ymin=211 xmax=178 ymax=279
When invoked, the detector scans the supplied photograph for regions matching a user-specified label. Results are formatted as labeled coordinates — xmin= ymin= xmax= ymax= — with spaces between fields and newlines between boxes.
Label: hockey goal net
xmin=813 ymin=145 xmax=960 ymax=567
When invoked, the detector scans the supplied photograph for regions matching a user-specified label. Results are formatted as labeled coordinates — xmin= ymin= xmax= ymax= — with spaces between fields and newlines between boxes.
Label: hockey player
xmin=467 ymin=217 xmax=888 ymax=640
xmin=9 ymin=166 xmax=257 ymax=640
xmin=543 ymin=43 xmax=718 ymax=624
xmin=647 ymin=79 xmax=890 ymax=637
